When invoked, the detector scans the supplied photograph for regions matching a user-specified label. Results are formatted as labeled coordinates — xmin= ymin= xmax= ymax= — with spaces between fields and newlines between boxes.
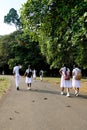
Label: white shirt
xmin=60 ymin=67 xmax=70 ymax=77
xmin=26 ymin=68 xmax=32 ymax=73
xmin=13 ymin=66 xmax=20 ymax=76
xmin=72 ymin=68 xmax=81 ymax=76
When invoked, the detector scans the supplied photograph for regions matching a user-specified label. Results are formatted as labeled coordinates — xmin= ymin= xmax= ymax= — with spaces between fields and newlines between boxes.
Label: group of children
xmin=13 ymin=64 xmax=43 ymax=90
xmin=13 ymin=63 xmax=81 ymax=97
xmin=59 ymin=64 xmax=82 ymax=97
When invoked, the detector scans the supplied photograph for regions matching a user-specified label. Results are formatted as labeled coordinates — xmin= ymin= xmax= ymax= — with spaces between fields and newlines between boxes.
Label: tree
xmin=4 ymin=8 xmax=21 ymax=30
xmin=20 ymin=0 xmax=87 ymax=69
xmin=0 ymin=30 xmax=49 ymax=74
xmin=0 ymin=35 xmax=11 ymax=73
xmin=14 ymin=32 xmax=48 ymax=71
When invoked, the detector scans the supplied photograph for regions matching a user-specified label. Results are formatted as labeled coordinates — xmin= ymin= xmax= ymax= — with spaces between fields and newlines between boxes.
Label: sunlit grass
xmin=43 ymin=77 xmax=60 ymax=84
xmin=0 ymin=76 xmax=10 ymax=97
xmin=80 ymin=78 xmax=87 ymax=93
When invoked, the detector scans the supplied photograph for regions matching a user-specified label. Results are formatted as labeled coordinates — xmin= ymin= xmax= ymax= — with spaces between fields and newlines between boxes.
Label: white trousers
xmin=15 ymin=75 xmax=20 ymax=88
xmin=40 ymin=75 xmax=43 ymax=81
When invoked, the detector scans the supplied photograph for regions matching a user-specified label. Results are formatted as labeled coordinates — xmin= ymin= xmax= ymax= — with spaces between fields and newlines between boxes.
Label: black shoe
xmin=17 ymin=87 xmax=19 ymax=90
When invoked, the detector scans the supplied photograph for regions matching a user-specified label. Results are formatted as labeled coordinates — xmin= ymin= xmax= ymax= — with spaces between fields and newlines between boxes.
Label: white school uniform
xmin=60 ymin=67 xmax=72 ymax=88
xmin=25 ymin=69 xmax=32 ymax=84
xmin=72 ymin=68 xmax=81 ymax=88
xmin=33 ymin=70 xmax=36 ymax=79
xmin=13 ymin=66 xmax=20 ymax=88
xmin=39 ymin=70 xmax=43 ymax=81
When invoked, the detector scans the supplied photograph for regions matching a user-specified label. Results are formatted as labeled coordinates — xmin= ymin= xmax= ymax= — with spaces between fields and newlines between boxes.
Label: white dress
xmin=72 ymin=68 xmax=81 ymax=88
xmin=60 ymin=67 xmax=72 ymax=88
xmin=39 ymin=70 xmax=43 ymax=81
xmin=25 ymin=69 xmax=32 ymax=84
xmin=33 ymin=70 xmax=36 ymax=79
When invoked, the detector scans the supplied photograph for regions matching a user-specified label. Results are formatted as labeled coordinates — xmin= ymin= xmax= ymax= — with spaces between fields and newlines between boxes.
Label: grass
xmin=42 ymin=77 xmax=60 ymax=84
xmin=80 ymin=78 xmax=87 ymax=93
xmin=0 ymin=76 xmax=10 ymax=98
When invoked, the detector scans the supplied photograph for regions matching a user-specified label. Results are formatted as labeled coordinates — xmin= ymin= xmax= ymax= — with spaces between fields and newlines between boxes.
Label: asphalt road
xmin=0 ymin=76 xmax=87 ymax=130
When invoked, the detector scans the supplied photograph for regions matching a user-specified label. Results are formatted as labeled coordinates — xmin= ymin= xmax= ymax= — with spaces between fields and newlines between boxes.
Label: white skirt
xmin=25 ymin=77 xmax=32 ymax=84
xmin=33 ymin=74 xmax=36 ymax=78
xmin=72 ymin=78 xmax=81 ymax=88
xmin=60 ymin=77 xmax=72 ymax=88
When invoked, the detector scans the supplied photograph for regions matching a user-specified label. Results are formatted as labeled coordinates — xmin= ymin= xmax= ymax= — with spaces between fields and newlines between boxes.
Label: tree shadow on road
xmin=77 ymin=94 xmax=87 ymax=99
xmin=32 ymin=89 xmax=60 ymax=95
xmin=19 ymin=88 xmax=87 ymax=99
xmin=20 ymin=88 xmax=60 ymax=95
xmin=70 ymin=93 xmax=87 ymax=100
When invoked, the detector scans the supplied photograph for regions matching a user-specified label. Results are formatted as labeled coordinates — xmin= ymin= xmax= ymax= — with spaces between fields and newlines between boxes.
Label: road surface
xmin=0 ymin=76 xmax=87 ymax=130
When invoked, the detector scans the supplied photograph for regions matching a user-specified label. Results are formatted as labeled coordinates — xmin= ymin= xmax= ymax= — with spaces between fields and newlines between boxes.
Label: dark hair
xmin=62 ymin=64 xmax=65 ymax=67
xmin=73 ymin=64 xmax=78 ymax=68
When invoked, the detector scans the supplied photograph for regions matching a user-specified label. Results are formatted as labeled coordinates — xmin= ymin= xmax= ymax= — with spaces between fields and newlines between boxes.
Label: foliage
xmin=4 ymin=8 xmax=21 ymax=30
xmin=0 ymin=30 xmax=48 ymax=74
xmin=0 ymin=0 xmax=87 ymax=77
xmin=0 ymin=35 xmax=11 ymax=67
xmin=20 ymin=0 xmax=87 ymax=69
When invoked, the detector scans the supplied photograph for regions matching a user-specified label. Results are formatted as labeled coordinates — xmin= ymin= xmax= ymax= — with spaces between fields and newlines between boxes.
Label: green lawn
xmin=0 ymin=76 xmax=10 ymax=97
xmin=42 ymin=77 xmax=60 ymax=84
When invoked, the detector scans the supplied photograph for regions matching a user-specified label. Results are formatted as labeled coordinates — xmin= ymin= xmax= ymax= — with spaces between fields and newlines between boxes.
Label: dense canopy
xmin=20 ymin=0 xmax=87 ymax=68
xmin=0 ymin=0 xmax=87 ymax=75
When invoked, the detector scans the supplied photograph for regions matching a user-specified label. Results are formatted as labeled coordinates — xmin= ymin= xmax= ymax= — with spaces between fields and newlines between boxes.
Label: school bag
xmin=39 ymin=71 xmax=42 ymax=75
xmin=26 ymin=69 xmax=32 ymax=78
xmin=75 ymin=69 xmax=82 ymax=80
xmin=27 ymin=71 xmax=32 ymax=78
xmin=64 ymin=71 xmax=70 ymax=80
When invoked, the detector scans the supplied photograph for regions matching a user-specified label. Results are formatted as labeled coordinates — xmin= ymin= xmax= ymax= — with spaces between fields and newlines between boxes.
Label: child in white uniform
xmin=13 ymin=63 xmax=22 ymax=90
xmin=33 ymin=69 xmax=36 ymax=80
xmin=24 ymin=65 xmax=32 ymax=90
xmin=59 ymin=64 xmax=72 ymax=97
xmin=72 ymin=65 xmax=81 ymax=96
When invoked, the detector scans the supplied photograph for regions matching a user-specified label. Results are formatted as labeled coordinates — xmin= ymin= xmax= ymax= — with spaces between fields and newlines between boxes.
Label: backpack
xmin=26 ymin=69 xmax=32 ymax=78
xmin=64 ymin=72 xmax=70 ymax=80
xmin=27 ymin=71 xmax=32 ymax=78
xmin=75 ymin=70 xmax=82 ymax=80
xmin=39 ymin=71 xmax=42 ymax=75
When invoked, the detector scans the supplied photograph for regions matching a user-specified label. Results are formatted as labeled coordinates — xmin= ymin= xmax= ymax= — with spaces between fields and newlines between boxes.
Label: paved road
xmin=0 ymin=76 xmax=87 ymax=130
